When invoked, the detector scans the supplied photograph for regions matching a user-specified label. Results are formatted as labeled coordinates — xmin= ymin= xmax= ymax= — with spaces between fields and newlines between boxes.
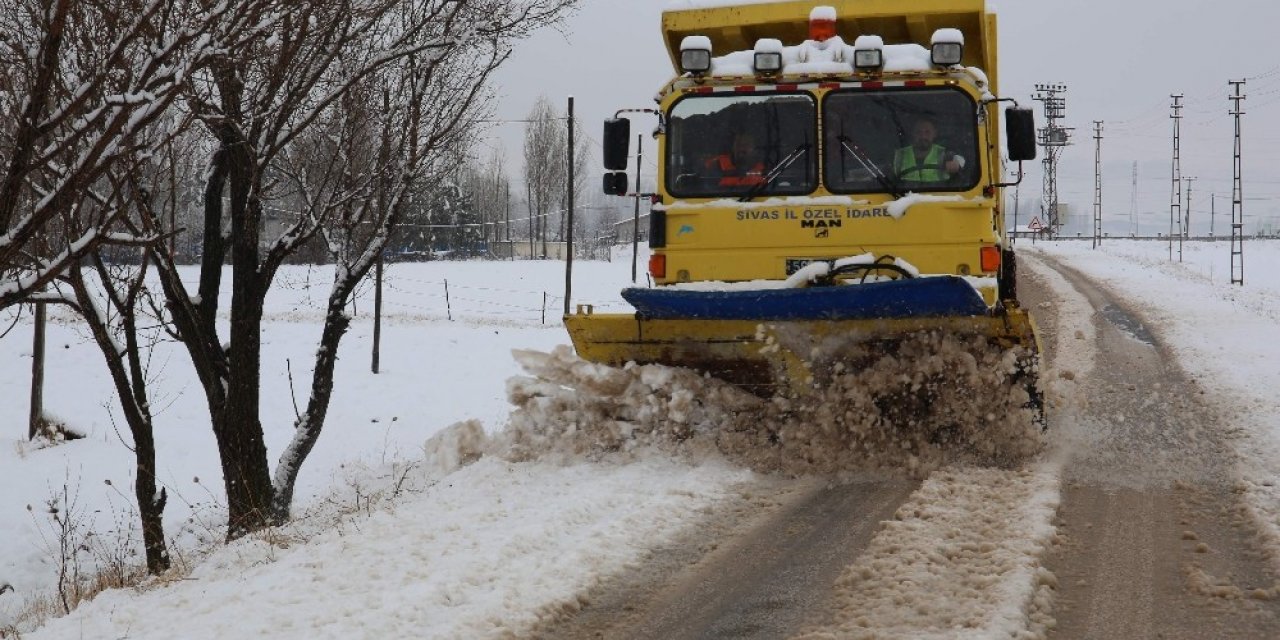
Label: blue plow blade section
xmin=622 ymin=277 xmax=990 ymax=321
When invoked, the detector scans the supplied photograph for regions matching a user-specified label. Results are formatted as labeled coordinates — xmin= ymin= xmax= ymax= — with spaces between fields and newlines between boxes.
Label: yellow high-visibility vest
xmin=894 ymin=145 xmax=946 ymax=182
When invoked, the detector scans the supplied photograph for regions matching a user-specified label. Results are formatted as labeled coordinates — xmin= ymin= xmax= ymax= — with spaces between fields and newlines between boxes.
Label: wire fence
xmin=261 ymin=259 xmax=637 ymax=327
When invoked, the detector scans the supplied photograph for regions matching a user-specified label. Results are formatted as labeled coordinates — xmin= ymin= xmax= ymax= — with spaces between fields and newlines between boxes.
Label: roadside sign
xmin=1028 ymin=217 xmax=1044 ymax=232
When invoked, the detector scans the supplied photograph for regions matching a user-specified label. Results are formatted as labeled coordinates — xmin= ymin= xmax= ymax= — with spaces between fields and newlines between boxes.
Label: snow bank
xmin=25 ymin=449 xmax=753 ymax=639
xmin=1019 ymin=253 xmax=1097 ymax=415
xmin=0 ymin=259 xmax=623 ymax=627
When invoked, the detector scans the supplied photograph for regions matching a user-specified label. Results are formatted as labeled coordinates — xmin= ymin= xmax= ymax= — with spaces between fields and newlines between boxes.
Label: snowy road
xmin=1027 ymin=254 xmax=1280 ymax=638
xmin=534 ymin=477 xmax=917 ymax=639
xmin=516 ymin=249 xmax=1280 ymax=640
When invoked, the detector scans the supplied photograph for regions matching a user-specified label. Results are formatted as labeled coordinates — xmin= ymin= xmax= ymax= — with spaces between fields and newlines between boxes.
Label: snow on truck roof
xmin=705 ymin=37 xmax=936 ymax=77
xmin=661 ymin=0 xmax=996 ymax=88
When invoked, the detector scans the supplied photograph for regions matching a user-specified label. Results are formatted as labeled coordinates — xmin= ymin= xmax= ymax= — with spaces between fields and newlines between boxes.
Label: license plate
xmin=785 ymin=258 xmax=827 ymax=275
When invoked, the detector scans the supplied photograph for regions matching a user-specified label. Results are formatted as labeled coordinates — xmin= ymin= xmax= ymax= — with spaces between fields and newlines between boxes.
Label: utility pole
xmin=1210 ymin=194 xmax=1216 ymax=237
xmin=29 ymin=303 xmax=46 ymax=440
xmin=505 ymin=181 xmax=512 ymax=260
xmin=1229 ymin=79 xmax=1246 ymax=285
xmin=1012 ymin=182 xmax=1020 ymax=246
xmin=564 ymin=95 xmax=575 ymax=315
xmin=632 ymin=133 xmax=643 ymax=283
xmin=1033 ymin=84 xmax=1072 ymax=237
xmin=1129 ymin=161 xmax=1139 ymax=237
xmin=1182 ymin=176 xmax=1196 ymax=239
xmin=1092 ymin=120 xmax=1103 ymax=248
xmin=1169 ymin=94 xmax=1183 ymax=261
xmin=371 ymin=254 xmax=382 ymax=374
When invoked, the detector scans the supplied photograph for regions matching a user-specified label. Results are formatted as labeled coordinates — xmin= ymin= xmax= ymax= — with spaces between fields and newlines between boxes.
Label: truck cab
xmin=602 ymin=0 xmax=1035 ymax=307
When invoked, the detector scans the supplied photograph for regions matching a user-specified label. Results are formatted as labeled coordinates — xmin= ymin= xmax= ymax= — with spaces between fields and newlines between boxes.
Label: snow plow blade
xmin=564 ymin=279 xmax=1041 ymax=399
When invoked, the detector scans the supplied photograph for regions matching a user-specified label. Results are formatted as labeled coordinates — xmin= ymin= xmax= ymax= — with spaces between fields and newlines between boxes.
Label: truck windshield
xmin=666 ymin=93 xmax=817 ymax=199
xmin=823 ymin=88 xmax=979 ymax=194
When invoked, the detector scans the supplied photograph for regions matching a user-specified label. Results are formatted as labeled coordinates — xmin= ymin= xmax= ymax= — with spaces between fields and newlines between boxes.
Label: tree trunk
xmin=69 ymin=270 xmax=170 ymax=574
xmin=218 ymin=142 xmax=274 ymax=539
xmin=271 ymin=289 xmax=353 ymax=520
xmin=122 ymin=312 xmax=170 ymax=574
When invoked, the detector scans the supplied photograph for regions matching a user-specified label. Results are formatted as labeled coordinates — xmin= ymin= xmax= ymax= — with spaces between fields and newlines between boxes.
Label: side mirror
xmin=1005 ymin=108 xmax=1037 ymax=161
xmin=603 ymin=118 xmax=631 ymax=171
xmin=603 ymin=172 xmax=629 ymax=196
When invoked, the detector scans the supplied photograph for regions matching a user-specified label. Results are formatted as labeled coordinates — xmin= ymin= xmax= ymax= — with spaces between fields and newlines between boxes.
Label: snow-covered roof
xmin=666 ymin=0 xmax=808 ymax=8
xmin=707 ymin=37 xmax=938 ymax=77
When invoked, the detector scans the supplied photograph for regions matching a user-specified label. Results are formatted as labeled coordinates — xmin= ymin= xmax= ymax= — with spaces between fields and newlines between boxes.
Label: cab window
xmin=666 ymin=93 xmax=817 ymax=199
xmin=823 ymin=88 xmax=979 ymax=194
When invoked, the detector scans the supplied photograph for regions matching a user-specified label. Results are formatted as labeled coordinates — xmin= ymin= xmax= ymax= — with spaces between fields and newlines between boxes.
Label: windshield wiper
xmin=836 ymin=135 xmax=904 ymax=198
xmin=739 ymin=143 xmax=810 ymax=202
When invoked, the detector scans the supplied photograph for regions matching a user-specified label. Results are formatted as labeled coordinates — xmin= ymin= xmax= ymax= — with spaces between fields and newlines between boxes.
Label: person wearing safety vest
xmin=893 ymin=118 xmax=965 ymax=185
xmin=708 ymin=131 xmax=766 ymax=188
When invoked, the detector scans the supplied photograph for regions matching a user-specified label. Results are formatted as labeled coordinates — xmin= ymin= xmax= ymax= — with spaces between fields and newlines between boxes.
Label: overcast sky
xmin=482 ymin=0 xmax=1280 ymax=235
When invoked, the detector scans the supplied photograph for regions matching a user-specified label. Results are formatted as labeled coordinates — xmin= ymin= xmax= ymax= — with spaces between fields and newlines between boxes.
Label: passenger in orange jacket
xmin=707 ymin=131 xmax=765 ymax=187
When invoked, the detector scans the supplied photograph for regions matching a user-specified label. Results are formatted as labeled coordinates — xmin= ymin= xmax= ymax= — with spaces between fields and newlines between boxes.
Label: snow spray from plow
xmin=502 ymin=337 xmax=1043 ymax=477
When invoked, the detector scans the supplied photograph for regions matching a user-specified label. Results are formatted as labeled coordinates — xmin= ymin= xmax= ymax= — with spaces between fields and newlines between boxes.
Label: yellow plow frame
xmin=565 ymin=307 xmax=1040 ymax=396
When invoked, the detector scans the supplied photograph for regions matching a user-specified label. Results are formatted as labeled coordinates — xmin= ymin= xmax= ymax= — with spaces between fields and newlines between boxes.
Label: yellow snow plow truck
xmin=567 ymin=0 xmax=1043 ymax=423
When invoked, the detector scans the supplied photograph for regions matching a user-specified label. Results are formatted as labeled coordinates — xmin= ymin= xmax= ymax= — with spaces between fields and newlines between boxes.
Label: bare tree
xmin=269 ymin=48 xmax=512 ymax=517
xmin=0 ymin=0 xmax=278 ymax=574
xmin=474 ymin=148 xmax=512 ymax=251
xmin=522 ymin=96 xmax=562 ymax=256
xmin=129 ymin=0 xmax=581 ymax=537
xmin=522 ymin=95 xmax=591 ymax=254
xmin=0 ymin=0 xmax=268 ymax=308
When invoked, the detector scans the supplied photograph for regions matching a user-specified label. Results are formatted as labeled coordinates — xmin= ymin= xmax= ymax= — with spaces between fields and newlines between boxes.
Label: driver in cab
xmin=708 ymin=131 xmax=766 ymax=188
xmin=893 ymin=118 xmax=965 ymax=185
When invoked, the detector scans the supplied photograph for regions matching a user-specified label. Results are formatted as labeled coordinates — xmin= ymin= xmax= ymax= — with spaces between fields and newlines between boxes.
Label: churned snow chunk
xmin=931 ymin=27 xmax=965 ymax=45
xmin=809 ymin=6 xmax=837 ymax=21
xmin=680 ymin=35 xmax=711 ymax=52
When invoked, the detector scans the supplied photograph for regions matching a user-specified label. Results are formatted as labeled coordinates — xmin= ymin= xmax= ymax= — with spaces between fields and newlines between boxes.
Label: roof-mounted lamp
xmin=754 ymin=38 xmax=783 ymax=74
xmin=680 ymin=35 xmax=712 ymax=74
xmin=852 ymin=35 xmax=884 ymax=71
xmin=931 ymin=28 xmax=964 ymax=66
xmin=809 ymin=6 xmax=837 ymax=42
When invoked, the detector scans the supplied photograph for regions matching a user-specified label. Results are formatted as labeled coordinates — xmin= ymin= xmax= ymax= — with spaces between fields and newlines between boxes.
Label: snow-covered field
xmin=3 ymin=239 xmax=1279 ymax=638
xmin=0 ymin=250 xmax=660 ymax=632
